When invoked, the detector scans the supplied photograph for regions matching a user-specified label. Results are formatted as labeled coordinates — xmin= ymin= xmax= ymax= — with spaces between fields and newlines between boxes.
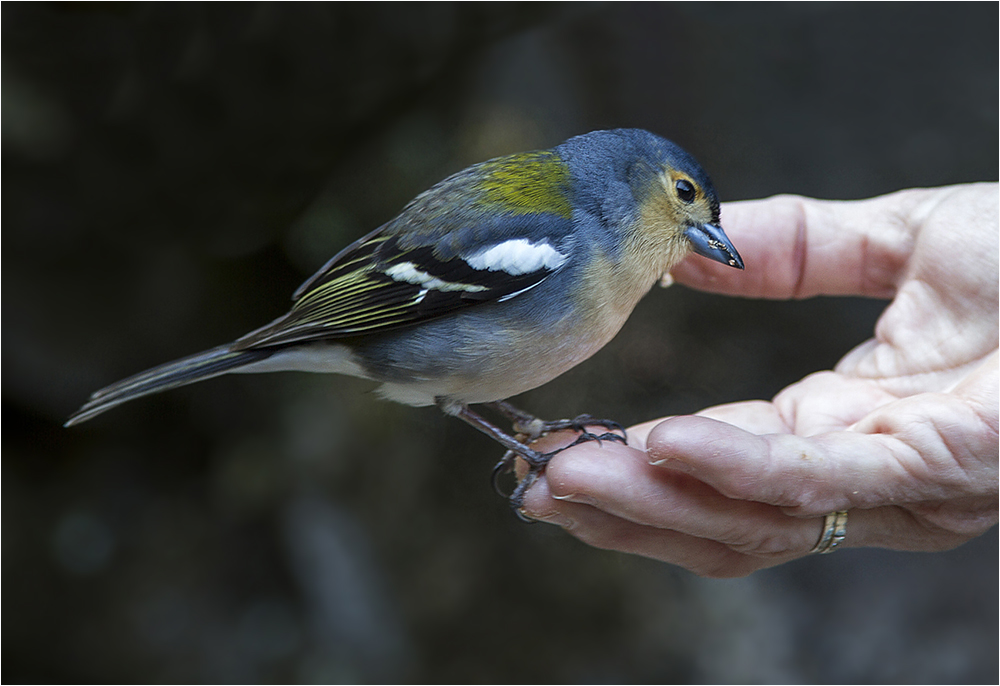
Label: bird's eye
xmin=675 ymin=179 xmax=696 ymax=203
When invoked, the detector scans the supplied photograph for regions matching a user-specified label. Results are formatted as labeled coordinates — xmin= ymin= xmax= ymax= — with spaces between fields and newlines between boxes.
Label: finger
xmin=521 ymin=469 xmax=779 ymax=578
xmin=671 ymin=189 xmax=933 ymax=300
xmin=523 ymin=441 xmax=824 ymax=557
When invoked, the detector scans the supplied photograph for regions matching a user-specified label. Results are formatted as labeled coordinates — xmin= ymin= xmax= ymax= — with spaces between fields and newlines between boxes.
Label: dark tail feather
xmin=65 ymin=345 xmax=274 ymax=427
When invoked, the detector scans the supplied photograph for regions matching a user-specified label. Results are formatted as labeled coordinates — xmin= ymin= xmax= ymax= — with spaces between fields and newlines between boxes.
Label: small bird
xmin=66 ymin=128 xmax=743 ymax=508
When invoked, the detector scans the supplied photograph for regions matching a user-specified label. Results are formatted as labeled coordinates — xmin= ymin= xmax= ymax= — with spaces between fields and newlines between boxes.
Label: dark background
xmin=4 ymin=3 xmax=997 ymax=683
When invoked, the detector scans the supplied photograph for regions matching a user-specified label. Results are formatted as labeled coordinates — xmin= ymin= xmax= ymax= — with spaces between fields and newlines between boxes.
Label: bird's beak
xmin=683 ymin=223 xmax=744 ymax=269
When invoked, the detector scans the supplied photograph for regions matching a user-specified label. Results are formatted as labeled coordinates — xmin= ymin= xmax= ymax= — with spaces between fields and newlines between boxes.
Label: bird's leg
xmin=437 ymin=401 xmax=546 ymax=512
xmin=437 ymin=398 xmax=627 ymax=512
xmin=438 ymin=400 xmax=548 ymax=466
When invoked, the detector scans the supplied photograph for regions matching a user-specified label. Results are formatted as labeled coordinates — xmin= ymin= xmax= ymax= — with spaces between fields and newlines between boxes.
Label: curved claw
xmin=598 ymin=431 xmax=628 ymax=445
xmin=568 ymin=415 xmax=626 ymax=437
xmin=559 ymin=429 xmax=628 ymax=452
xmin=491 ymin=451 xmax=517 ymax=497
xmin=513 ymin=504 xmax=538 ymax=524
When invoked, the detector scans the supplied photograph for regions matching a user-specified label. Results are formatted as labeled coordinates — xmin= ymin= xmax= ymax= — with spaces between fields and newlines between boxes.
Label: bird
xmin=65 ymin=128 xmax=744 ymax=509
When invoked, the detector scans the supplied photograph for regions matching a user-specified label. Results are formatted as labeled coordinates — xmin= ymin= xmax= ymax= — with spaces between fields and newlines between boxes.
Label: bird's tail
xmin=65 ymin=345 xmax=274 ymax=427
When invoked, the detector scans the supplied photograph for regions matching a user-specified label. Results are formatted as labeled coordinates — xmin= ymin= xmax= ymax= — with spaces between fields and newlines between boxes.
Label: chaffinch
xmin=66 ymin=128 xmax=743 ymax=507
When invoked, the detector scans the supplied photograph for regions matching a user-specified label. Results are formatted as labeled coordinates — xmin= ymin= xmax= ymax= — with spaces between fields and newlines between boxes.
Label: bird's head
xmin=561 ymin=129 xmax=744 ymax=272
xmin=630 ymin=129 xmax=743 ymax=271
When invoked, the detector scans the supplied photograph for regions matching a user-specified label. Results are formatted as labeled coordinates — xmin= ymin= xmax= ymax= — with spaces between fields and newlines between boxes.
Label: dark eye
xmin=675 ymin=179 xmax=696 ymax=203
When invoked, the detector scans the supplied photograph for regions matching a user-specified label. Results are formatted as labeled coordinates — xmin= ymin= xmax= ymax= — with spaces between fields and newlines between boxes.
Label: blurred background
xmin=4 ymin=3 xmax=997 ymax=683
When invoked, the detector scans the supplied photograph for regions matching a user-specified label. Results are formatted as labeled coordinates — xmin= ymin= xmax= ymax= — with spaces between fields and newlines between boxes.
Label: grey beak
xmin=683 ymin=223 xmax=744 ymax=270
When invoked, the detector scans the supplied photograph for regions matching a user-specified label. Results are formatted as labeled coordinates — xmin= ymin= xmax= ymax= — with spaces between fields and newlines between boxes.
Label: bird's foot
xmin=437 ymin=398 xmax=627 ymax=514
xmin=485 ymin=406 xmax=627 ymax=513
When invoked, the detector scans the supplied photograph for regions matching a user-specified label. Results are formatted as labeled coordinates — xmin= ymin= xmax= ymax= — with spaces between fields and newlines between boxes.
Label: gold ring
xmin=811 ymin=511 xmax=848 ymax=554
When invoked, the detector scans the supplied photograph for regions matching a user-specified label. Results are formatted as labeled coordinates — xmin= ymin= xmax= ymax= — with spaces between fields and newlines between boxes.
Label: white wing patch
xmin=466 ymin=239 xmax=568 ymax=275
xmin=385 ymin=262 xmax=488 ymax=293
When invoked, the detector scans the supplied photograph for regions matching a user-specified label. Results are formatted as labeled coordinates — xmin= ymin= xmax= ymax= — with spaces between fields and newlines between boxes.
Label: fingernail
xmin=649 ymin=457 xmax=694 ymax=473
xmin=527 ymin=510 xmax=575 ymax=529
xmin=552 ymin=492 xmax=596 ymax=507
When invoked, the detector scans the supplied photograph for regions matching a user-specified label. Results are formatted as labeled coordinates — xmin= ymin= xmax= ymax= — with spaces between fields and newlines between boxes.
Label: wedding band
xmin=811 ymin=510 xmax=848 ymax=554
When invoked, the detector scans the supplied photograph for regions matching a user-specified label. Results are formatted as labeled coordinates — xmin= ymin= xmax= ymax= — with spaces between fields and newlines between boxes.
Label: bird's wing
xmin=233 ymin=156 xmax=576 ymax=350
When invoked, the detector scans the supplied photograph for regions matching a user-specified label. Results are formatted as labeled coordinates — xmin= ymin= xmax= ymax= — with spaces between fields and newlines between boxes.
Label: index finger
xmin=671 ymin=189 xmax=931 ymax=300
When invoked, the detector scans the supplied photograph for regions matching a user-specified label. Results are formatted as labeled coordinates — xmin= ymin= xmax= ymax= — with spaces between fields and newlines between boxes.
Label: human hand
xmin=521 ymin=183 xmax=999 ymax=577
